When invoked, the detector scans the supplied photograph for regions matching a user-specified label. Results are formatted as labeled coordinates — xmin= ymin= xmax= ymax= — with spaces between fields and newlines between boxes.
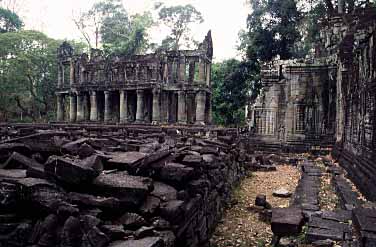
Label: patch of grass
xmin=297 ymin=225 xmax=308 ymax=243
xmin=256 ymin=239 xmax=266 ymax=247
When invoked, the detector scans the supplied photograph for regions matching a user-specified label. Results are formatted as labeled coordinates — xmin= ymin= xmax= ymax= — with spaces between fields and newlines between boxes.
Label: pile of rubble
xmin=0 ymin=126 xmax=246 ymax=247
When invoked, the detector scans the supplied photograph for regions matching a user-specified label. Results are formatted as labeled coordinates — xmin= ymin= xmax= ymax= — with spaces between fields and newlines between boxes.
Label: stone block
xmin=271 ymin=207 xmax=304 ymax=236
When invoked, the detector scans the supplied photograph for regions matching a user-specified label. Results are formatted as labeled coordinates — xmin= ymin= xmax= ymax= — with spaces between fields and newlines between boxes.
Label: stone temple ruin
xmin=247 ymin=5 xmax=376 ymax=202
xmin=55 ymin=32 xmax=213 ymax=125
xmin=0 ymin=4 xmax=376 ymax=247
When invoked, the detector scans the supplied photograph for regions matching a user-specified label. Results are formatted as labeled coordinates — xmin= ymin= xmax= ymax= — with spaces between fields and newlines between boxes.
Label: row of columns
xmin=57 ymin=89 xmax=209 ymax=124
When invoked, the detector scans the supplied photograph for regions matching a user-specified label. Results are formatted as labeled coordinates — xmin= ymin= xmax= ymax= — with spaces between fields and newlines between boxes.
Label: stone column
xmin=206 ymin=64 xmax=211 ymax=86
xmin=104 ymin=91 xmax=111 ymax=122
xmin=179 ymin=57 xmax=186 ymax=81
xmin=69 ymin=93 xmax=77 ymax=122
xmin=70 ymin=60 xmax=75 ymax=86
xmin=56 ymin=94 xmax=64 ymax=122
xmin=90 ymin=91 xmax=98 ymax=121
xmin=338 ymin=0 xmax=344 ymax=14
xmin=195 ymin=91 xmax=206 ymax=125
xmin=178 ymin=91 xmax=187 ymax=124
xmin=136 ymin=89 xmax=144 ymax=123
xmin=198 ymin=59 xmax=206 ymax=82
xmin=76 ymin=92 xmax=84 ymax=122
xmin=58 ymin=63 xmax=63 ymax=88
xmin=207 ymin=93 xmax=213 ymax=124
xmin=120 ymin=90 xmax=128 ymax=123
xmin=152 ymin=88 xmax=161 ymax=124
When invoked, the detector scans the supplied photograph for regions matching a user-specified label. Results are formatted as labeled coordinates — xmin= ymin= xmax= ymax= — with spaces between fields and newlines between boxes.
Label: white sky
xmin=17 ymin=0 xmax=250 ymax=61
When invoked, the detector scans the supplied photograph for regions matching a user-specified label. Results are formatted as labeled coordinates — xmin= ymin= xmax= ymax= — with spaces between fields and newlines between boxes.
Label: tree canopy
xmin=212 ymin=59 xmax=260 ymax=126
xmin=156 ymin=3 xmax=204 ymax=50
xmin=0 ymin=6 xmax=23 ymax=33
xmin=73 ymin=0 xmax=153 ymax=55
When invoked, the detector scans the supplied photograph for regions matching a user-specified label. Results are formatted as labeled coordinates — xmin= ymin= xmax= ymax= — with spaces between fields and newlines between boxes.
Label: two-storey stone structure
xmin=56 ymin=31 xmax=213 ymax=125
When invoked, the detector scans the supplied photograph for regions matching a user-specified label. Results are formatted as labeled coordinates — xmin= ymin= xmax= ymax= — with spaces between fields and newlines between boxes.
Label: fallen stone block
xmin=92 ymin=171 xmax=153 ymax=208
xmin=100 ymin=225 xmax=126 ymax=241
xmin=107 ymin=152 xmax=146 ymax=170
xmin=159 ymin=163 xmax=195 ymax=185
xmin=160 ymin=200 xmax=185 ymax=225
xmin=0 ymin=169 xmax=27 ymax=179
xmin=115 ymin=213 xmax=147 ymax=230
xmin=109 ymin=237 xmax=164 ymax=247
xmin=68 ymin=192 xmax=121 ymax=210
xmin=61 ymin=138 xmax=89 ymax=155
xmin=273 ymin=188 xmax=292 ymax=198
xmin=271 ymin=207 xmax=304 ymax=237
xmin=1 ymin=152 xmax=45 ymax=179
xmin=45 ymin=156 xmax=99 ymax=186
xmin=151 ymin=182 xmax=177 ymax=202
xmin=306 ymin=227 xmax=344 ymax=242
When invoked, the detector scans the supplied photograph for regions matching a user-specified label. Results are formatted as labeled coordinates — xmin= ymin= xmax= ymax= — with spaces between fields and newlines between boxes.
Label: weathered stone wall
xmin=330 ymin=7 xmax=376 ymax=200
xmin=0 ymin=125 xmax=245 ymax=247
xmin=247 ymin=60 xmax=336 ymax=149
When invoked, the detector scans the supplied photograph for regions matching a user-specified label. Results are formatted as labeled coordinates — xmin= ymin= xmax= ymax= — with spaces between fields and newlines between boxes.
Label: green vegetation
xmin=155 ymin=3 xmax=204 ymax=50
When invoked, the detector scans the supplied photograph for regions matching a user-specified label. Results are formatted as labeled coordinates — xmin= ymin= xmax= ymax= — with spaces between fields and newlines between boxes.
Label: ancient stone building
xmin=248 ymin=6 xmax=376 ymax=199
xmin=55 ymin=31 xmax=213 ymax=125
xmin=247 ymin=60 xmax=337 ymax=146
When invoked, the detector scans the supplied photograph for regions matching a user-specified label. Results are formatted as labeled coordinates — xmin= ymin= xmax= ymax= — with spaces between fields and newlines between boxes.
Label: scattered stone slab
xmin=273 ymin=188 xmax=292 ymax=198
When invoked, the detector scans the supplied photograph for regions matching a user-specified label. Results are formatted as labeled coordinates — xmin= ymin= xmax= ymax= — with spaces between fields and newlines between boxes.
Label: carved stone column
xmin=58 ymin=63 xmax=63 ymax=88
xmin=136 ymin=89 xmax=144 ymax=123
xmin=56 ymin=94 xmax=64 ymax=122
xmin=207 ymin=93 xmax=213 ymax=124
xmin=120 ymin=90 xmax=128 ymax=123
xmin=195 ymin=91 xmax=206 ymax=125
xmin=90 ymin=91 xmax=98 ymax=121
xmin=76 ymin=92 xmax=84 ymax=122
xmin=152 ymin=88 xmax=161 ymax=124
xmin=206 ymin=64 xmax=211 ymax=86
xmin=179 ymin=57 xmax=186 ymax=81
xmin=70 ymin=60 xmax=75 ymax=86
xmin=104 ymin=91 xmax=111 ymax=122
xmin=69 ymin=93 xmax=77 ymax=122
xmin=198 ymin=59 xmax=206 ymax=82
xmin=178 ymin=91 xmax=187 ymax=124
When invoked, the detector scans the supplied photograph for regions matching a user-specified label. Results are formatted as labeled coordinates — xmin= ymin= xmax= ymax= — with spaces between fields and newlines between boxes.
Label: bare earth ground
xmin=210 ymin=165 xmax=301 ymax=247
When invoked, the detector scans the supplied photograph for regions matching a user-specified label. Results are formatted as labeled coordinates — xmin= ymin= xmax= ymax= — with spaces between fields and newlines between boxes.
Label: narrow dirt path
xmin=210 ymin=165 xmax=301 ymax=247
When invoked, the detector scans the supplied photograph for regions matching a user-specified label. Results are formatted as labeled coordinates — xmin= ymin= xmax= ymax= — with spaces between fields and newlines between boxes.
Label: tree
xmin=212 ymin=59 xmax=259 ymax=126
xmin=0 ymin=6 xmax=23 ymax=33
xmin=156 ymin=3 xmax=204 ymax=50
xmin=0 ymin=30 xmax=83 ymax=121
xmin=73 ymin=0 xmax=153 ymax=55
xmin=240 ymin=0 xmax=301 ymax=62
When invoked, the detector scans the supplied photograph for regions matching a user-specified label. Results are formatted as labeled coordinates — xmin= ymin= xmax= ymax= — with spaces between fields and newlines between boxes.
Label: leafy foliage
xmin=241 ymin=0 xmax=301 ymax=62
xmin=0 ymin=30 xmax=84 ymax=122
xmin=212 ymin=59 xmax=260 ymax=126
xmin=0 ymin=6 xmax=22 ymax=33
xmin=156 ymin=3 xmax=204 ymax=50
xmin=73 ymin=0 xmax=153 ymax=55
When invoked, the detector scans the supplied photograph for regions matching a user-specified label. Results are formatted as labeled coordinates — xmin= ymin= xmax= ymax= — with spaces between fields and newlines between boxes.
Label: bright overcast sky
xmin=18 ymin=0 xmax=250 ymax=61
